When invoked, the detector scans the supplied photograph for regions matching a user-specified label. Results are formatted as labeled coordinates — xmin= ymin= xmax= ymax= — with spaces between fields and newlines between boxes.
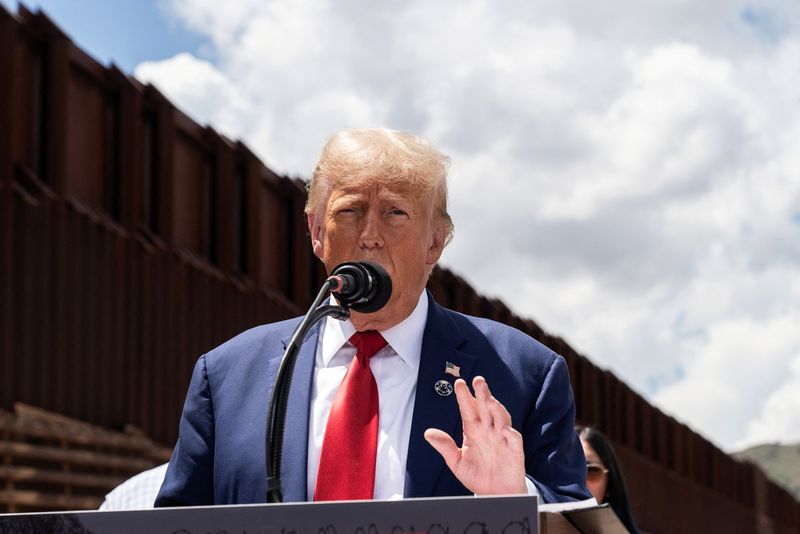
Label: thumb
xmin=424 ymin=428 xmax=461 ymax=470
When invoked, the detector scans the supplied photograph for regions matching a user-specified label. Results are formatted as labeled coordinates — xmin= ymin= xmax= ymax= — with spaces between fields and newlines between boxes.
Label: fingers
xmin=454 ymin=378 xmax=478 ymax=428
xmin=502 ymin=426 xmax=525 ymax=455
xmin=487 ymin=393 xmax=513 ymax=433
xmin=424 ymin=428 xmax=461 ymax=470
xmin=471 ymin=376 xmax=513 ymax=436
xmin=473 ymin=378 xmax=492 ymax=434
xmin=432 ymin=377 xmax=526 ymax=496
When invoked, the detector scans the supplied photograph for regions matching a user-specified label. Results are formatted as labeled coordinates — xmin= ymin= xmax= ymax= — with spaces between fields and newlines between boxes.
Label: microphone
xmin=328 ymin=261 xmax=392 ymax=313
xmin=265 ymin=260 xmax=392 ymax=502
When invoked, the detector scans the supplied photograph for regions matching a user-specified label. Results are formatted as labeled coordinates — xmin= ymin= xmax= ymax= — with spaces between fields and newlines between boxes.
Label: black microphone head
xmin=330 ymin=261 xmax=392 ymax=313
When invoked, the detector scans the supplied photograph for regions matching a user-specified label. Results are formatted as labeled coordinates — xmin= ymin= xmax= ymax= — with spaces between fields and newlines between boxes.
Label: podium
xmin=0 ymin=495 xmax=627 ymax=534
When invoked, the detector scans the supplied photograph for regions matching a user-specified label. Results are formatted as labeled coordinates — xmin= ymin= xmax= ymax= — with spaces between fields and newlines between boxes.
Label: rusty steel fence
xmin=1 ymin=4 xmax=798 ymax=532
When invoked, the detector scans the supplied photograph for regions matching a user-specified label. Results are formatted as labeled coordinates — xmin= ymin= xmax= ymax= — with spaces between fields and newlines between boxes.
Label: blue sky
xmin=3 ymin=0 xmax=800 ymax=452
xmin=1 ymin=0 xmax=205 ymax=73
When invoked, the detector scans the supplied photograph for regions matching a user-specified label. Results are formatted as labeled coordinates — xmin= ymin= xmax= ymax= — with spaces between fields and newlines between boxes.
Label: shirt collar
xmin=320 ymin=290 xmax=429 ymax=369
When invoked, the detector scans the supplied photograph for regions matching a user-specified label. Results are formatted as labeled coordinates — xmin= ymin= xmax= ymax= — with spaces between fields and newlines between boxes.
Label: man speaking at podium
xmin=156 ymin=128 xmax=589 ymax=506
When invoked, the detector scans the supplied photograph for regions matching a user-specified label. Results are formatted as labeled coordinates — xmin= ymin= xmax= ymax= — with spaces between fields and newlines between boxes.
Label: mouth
xmin=350 ymin=254 xmax=389 ymax=270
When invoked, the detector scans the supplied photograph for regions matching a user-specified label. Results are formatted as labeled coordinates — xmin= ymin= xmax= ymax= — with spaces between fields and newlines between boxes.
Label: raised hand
xmin=424 ymin=376 xmax=527 ymax=495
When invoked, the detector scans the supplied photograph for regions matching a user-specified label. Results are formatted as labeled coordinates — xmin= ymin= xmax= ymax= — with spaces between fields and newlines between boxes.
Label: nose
xmin=359 ymin=208 xmax=384 ymax=249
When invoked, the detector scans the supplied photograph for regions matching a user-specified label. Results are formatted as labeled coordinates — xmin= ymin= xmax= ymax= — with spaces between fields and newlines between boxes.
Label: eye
xmin=586 ymin=463 xmax=608 ymax=482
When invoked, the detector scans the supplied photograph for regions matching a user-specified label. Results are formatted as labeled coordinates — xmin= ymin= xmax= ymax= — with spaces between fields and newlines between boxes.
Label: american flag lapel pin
xmin=444 ymin=361 xmax=461 ymax=378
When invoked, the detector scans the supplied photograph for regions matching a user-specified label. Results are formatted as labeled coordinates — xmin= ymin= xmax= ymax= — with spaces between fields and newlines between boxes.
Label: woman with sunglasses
xmin=577 ymin=426 xmax=641 ymax=534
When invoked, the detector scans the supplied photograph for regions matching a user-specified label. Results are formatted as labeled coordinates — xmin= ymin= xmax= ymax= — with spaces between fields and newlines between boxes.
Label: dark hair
xmin=577 ymin=426 xmax=640 ymax=534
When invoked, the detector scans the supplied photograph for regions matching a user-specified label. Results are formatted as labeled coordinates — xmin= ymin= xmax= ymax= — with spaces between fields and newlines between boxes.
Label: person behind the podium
xmin=155 ymin=128 xmax=590 ymax=505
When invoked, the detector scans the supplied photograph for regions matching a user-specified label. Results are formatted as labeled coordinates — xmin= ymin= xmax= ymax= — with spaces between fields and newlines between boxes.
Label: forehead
xmin=327 ymin=176 xmax=425 ymax=204
xmin=580 ymin=439 xmax=602 ymax=462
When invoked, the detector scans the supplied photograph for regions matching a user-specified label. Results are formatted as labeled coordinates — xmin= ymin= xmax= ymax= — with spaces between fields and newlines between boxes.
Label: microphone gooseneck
xmin=265 ymin=261 xmax=392 ymax=502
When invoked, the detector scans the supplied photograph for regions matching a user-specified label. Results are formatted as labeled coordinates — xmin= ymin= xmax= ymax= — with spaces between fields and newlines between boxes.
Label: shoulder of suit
xmin=438 ymin=305 xmax=559 ymax=361
xmin=203 ymin=316 xmax=304 ymax=364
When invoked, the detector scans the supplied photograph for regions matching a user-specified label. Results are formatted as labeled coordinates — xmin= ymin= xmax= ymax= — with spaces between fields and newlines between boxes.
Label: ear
xmin=308 ymin=213 xmax=324 ymax=259
xmin=425 ymin=224 xmax=446 ymax=266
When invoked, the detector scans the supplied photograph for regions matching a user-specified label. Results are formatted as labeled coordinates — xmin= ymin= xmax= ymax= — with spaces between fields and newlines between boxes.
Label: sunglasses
xmin=586 ymin=462 xmax=609 ymax=482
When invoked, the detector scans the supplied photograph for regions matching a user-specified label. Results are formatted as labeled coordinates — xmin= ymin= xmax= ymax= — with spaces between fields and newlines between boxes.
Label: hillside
xmin=735 ymin=442 xmax=800 ymax=500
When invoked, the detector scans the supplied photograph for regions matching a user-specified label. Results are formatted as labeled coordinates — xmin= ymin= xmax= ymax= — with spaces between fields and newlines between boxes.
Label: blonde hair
xmin=305 ymin=128 xmax=454 ymax=244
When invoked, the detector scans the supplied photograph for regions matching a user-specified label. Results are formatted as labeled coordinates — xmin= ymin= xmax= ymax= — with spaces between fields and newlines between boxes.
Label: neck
xmin=348 ymin=290 xmax=424 ymax=332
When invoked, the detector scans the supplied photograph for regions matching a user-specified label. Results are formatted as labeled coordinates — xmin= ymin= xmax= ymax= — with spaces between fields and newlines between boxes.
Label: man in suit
xmin=156 ymin=128 xmax=589 ymax=506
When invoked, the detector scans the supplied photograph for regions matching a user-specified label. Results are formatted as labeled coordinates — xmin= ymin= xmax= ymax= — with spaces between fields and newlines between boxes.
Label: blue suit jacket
xmin=156 ymin=294 xmax=589 ymax=505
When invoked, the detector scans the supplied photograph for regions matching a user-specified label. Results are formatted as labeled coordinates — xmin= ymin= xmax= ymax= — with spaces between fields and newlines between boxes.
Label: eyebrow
xmin=331 ymin=190 xmax=418 ymax=206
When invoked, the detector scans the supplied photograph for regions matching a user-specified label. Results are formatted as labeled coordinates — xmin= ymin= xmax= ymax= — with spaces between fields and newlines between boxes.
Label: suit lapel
xmin=404 ymin=297 xmax=476 ymax=498
xmin=277 ymin=323 xmax=320 ymax=502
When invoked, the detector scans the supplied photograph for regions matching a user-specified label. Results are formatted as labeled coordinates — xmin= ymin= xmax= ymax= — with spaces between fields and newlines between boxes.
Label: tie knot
xmin=349 ymin=331 xmax=388 ymax=360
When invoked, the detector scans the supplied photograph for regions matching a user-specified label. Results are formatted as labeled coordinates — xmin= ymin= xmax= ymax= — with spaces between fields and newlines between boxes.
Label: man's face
xmin=308 ymin=177 xmax=445 ymax=330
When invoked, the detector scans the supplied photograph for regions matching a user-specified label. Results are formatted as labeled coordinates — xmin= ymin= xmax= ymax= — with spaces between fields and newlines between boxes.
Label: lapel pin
xmin=434 ymin=380 xmax=453 ymax=397
xmin=445 ymin=361 xmax=461 ymax=378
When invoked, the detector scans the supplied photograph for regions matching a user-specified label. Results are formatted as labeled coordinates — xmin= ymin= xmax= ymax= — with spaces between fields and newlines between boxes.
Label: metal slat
xmin=0 ymin=489 xmax=102 ymax=511
xmin=0 ymin=442 xmax=155 ymax=473
xmin=0 ymin=466 xmax=124 ymax=490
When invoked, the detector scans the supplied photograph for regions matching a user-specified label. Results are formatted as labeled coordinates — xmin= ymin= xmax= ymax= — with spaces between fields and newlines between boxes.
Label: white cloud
xmin=742 ymin=352 xmax=800 ymax=447
xmin=142 ymin=0 xmax=800 ymax=451
xmin=135 ymin=52 xmax=257 ymax=142
xmin=653 ymin=313 xmax=800 ymax=448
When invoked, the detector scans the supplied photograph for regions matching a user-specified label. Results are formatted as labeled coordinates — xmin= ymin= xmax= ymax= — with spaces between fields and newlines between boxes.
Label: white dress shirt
xmin=99 ymin=463 xmax=168 ymax=510
xmin=306 ymin=290 xmax=538 ymax=500
xmin=307 ymin=291 xmax=428 ymax=501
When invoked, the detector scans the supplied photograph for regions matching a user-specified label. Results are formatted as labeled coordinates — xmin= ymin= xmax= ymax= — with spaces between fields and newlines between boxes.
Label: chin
xmin=349 ymin=311 xmax=390 ymax=331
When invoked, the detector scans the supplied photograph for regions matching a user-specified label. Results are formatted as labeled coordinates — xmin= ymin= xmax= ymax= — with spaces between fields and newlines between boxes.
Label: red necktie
xmin=314 ymin=331 xmax=387 ymax=501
